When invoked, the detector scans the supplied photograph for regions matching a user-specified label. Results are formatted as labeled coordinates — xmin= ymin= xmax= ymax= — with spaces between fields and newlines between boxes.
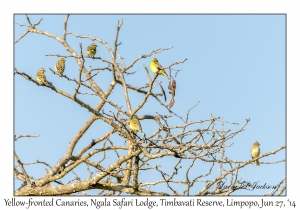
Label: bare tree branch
xmin=14 ymin=15 xmax=285 ymax=196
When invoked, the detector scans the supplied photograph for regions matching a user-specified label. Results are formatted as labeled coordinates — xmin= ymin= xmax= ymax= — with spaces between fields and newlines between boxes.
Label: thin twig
xmin=14 ymin=134 xmax=40 ymax=141
xmin=14 ymin=152 xmax=30 ymax=185
xmin=63 ymin=14 xmax=70 ymax=40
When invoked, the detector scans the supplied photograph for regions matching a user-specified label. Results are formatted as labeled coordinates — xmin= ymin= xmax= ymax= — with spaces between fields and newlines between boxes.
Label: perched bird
xmin=55 ymin=58 xmax=66 ymax=77
xmin=150 ymin=58 xmax=168 ymax=78
xmin=36 ymin=68 xmax=50 ymax=86
xmin=251 ymin=141 xmax=260 ymax=166
xmin=86 ymin=43 xmax=97 ymax=57
xmin=129 ymin=115 xmax=143 ymax=133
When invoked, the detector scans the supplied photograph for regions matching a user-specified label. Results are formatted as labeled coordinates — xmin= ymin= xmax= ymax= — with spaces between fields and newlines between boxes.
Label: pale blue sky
xmin=14 ymin=14 xmax=285 ymax=195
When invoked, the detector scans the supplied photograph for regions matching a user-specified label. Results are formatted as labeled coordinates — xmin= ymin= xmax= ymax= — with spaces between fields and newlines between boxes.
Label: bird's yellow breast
xmin=150 ymin=62 xmax=158 ymax=73
xmin=252 ymin=147 xmax=260 ymax=157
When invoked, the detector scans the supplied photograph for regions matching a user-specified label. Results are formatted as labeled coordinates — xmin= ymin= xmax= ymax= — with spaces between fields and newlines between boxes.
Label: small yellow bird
xmin=129 ymin=115 xmax=143 ymax=133
xmin=86 ymin=43 xmax=97 ymax=57
xmin=36 ymin=68 xmax=50 ymax=86
xmin=150 ymin=58 xmax=168 ymax=78
xmin=55 ymin=58 xmax=66 ymax=77
xmin=251 ymin=141 xmax=260 ymax=166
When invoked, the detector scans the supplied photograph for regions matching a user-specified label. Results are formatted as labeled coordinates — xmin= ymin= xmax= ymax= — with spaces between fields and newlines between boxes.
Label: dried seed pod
xmin=168 ymin=83 xmax=173 ymax=92
xmin=169 ymin=97 xmax=175 ymax=108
